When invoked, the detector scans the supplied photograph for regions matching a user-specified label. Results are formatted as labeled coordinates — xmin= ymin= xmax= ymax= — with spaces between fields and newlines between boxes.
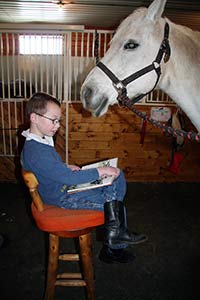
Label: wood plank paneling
xmin=68 ymin=103 xmax=200 ymax=182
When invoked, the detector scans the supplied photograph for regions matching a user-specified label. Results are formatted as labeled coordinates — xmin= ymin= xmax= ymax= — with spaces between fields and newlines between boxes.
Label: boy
xmin=21 ymin=92 xmax=147 ymax=264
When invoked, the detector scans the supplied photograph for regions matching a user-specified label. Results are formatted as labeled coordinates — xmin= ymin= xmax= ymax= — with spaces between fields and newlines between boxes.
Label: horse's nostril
xmin=83 ymin=86 xmax=92 ymax=99
xmin=82 ymin=86 xmax=93 ymax=107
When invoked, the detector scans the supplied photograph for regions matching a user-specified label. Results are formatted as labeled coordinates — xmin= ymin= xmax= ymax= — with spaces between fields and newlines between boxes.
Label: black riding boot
xmin=104 ymin=200 xmax=147 ymax=248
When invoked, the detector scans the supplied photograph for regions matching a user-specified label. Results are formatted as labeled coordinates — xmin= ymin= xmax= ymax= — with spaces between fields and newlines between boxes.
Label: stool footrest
xmin=59 ymin=253 xmax=79 ymax=261
xmin=57 ymin=272 xmax=83 ymax=279
xmin=55 ymin=279 xmax=86 ymax=287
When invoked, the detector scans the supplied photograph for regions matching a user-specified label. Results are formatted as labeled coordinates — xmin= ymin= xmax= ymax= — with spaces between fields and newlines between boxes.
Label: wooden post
xmin=79 ymin=232 xmax=95 ymax=300
xmin=44 ymin=234 xmax=59 ymax=300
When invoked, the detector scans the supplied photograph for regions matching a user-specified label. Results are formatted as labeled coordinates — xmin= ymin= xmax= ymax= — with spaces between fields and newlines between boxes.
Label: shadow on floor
xmin=0 ymin=181 xmax=200 ymax=300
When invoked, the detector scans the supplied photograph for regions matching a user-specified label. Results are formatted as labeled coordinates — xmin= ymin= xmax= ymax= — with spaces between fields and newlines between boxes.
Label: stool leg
xmin=44 ymin=234 xmax=59 ymax=300
xmin=79 ymin=232 xmax=95 ymax=300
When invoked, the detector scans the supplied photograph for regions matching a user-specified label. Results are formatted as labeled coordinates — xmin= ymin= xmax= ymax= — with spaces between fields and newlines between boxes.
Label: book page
xmin=67 ymin=157 xmax=118 ymax=194
xmin=81 ymin=157 xmax=118 ymax=170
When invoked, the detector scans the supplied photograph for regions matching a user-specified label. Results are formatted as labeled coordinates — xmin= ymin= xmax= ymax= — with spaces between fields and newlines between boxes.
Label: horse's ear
xmin=146 ymin=0 xmax=167 ymax=22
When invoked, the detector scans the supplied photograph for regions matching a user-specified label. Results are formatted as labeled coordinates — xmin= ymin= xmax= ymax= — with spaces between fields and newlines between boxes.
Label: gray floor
xmin=1 ymin=181 xmax=200 ymax=300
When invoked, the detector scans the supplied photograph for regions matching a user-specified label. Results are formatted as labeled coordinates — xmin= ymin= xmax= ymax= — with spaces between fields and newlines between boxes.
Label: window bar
xmin=55 ymin=35 xmax=59 ymax=98
xmin=6 ymin=33 xmax=11 ymax=99
xmin=21 ymin=99 xmax=24 ymax=125
xmin=92 ymin=31 xmax=95 ymax=58
xmin=60 ymin=34 xmax=63 ymax=99
xmin=85 ymin=32 xmax=91 ymax=79
xmin=12 ymin=33 xmax=16 ymax=97
xmin=52 ymin=35 xmax=56 ymax=97
xmin=158 ymin=90 xmax=161 ymax=102
xmin=46 ymin=35 xmax=49 ymax=94
xmin=8 ymin=100 xmax=13 ymax=155
xmin=86 ymin=32 xmax=89 ymax=58
xmin=14 ymin=100 xmax=18 ymax=153
xmin=57 ymin=34 xmax=62 ymax=101
xmin=28 ymin=35 xmax=33 ymax=97
xmin=103 ymin=33 xmax=107 ymax=55
xmin=149 ymin=91 xmax=153 ymax=103
xmin=68 ymin=32 xmax=72 ymax=102
xmin=0 ymin=33 xmax=5 ymax=99
xmin=79 ymin=32 xmax=84 ymax=93
xmin=34 ymin=35 xmax=38 ymax=92
xmin=99 ymin=32 xmax=102 ymax=59
xmin=12 ymin=35 xmax=18 ymax=151
xmin=40 ymin=34 xmax=43 ymax=91
xmin=6 ymin=34 xmax=13 ymax=154
xmin=74 ymin=32 xmax=78 ymax=101
xmin=63 ymin=33 xmax=68 ymax=102
xmin=0 ymin=101 xmax=6 ymax=155
xmin=17 ymin=34 xmax=22 ymax=97
xmin=161 ymin=89 xmax=165 ymax=102
xmin=61 ymin=35 xmax=64 ymax=101
xmin=22 ymin=34 xmax=27 ymax=99
xmin=63 ymin=33 xmax=69 ymax=164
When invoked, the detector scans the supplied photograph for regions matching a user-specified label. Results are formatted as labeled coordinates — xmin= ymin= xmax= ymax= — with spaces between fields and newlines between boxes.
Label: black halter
xmin=97 ymin=22 xmax=171 ymax=105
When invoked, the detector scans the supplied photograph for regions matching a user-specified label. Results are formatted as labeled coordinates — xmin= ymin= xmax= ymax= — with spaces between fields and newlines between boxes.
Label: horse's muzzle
xmin=81 ymin=86 xmax=108 ymax=117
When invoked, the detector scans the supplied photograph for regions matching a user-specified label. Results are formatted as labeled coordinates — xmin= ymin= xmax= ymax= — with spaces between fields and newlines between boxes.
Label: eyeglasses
xmin=35 ymin=112 xmax=61 ymax=125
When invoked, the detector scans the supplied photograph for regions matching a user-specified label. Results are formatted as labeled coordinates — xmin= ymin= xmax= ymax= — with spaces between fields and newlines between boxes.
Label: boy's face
xmin=31 ymin=102 xmax=61 ymax=137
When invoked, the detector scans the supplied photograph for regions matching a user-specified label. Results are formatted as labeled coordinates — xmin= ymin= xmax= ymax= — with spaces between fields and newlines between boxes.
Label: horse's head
xmin=81 ymin=0 xmax=169 ymax=117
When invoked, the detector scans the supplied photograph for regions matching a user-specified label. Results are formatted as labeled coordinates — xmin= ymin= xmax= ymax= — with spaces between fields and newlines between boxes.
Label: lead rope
xmin=119 ymin=96 xmax=200 ymax=143
xmin=94 ymin=30 xmax=99 ymax=65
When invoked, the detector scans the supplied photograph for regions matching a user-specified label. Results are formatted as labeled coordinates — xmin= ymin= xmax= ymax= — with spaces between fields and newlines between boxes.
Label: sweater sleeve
xmin=21 ymin=141 xmax=99 ymax=186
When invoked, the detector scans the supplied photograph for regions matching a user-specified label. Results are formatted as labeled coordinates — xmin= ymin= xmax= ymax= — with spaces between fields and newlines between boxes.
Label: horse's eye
xmin=124 ymin=40 xmax=139 ymax=50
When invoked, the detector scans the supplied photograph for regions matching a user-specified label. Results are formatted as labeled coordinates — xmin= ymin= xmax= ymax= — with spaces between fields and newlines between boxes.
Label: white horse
xmin=81 ymin=0 xmax=200 ymax=133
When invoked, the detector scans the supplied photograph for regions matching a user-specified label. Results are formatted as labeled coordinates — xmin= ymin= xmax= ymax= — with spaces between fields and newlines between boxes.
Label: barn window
xmin=19 ymin=35 xmax=63 ymax=55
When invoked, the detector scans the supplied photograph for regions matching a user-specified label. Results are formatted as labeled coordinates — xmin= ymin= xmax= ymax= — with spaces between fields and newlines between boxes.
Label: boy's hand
xmin=97 ymin=167 xmax=120 ymax=178
xmin=68 ymin=164 xmax=81 ymax=171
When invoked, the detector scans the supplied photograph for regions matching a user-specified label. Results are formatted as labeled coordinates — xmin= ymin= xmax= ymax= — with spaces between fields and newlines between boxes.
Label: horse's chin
xmin=91 ymin=97 xmax=109 ymax=117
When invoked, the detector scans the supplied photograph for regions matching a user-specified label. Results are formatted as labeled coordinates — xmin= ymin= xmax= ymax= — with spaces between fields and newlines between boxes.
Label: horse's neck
xmin=159 ymin=20 xmax=200 ymax=132
xmin=161 ymin=20 xmax=200 ymax=92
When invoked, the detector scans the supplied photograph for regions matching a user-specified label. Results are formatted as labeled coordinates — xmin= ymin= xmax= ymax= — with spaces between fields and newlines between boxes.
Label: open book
xmin=67 ymin=157 xmax=118 ymax=194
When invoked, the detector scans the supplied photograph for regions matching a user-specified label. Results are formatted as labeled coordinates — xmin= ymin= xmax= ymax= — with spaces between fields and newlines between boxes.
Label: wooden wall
xmin=1 ymin=102 xmax=200 ymax=183
xmin=67 ymin=103 xmax=200 ymax=182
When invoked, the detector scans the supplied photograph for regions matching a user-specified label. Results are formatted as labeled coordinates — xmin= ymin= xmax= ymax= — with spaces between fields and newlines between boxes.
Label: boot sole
xmin=124 ymin=236 xmax=148 ymax=245
xmin=108 ymin=236 xmax=148 ymax=247
xmin=122 ymin=236 xmax=148 ymax=245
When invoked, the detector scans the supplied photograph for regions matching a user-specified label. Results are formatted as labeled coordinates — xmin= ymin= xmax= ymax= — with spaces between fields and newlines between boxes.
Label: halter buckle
xmin=113 ymin=82 xmax=128 ymax=105
xmin=153 ymin=61 xmax=160 ymax=69
xmin=113 ymin=81 xmax=126 ymax=93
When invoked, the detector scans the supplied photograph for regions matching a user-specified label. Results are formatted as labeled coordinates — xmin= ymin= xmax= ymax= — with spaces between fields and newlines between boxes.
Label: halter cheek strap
xmin=97 ymin=22 xmax=171 ymax=105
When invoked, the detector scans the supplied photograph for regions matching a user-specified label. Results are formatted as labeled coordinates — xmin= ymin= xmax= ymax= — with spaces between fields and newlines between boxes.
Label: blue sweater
xmin=21 ymin=140 xmax=99 ymax=206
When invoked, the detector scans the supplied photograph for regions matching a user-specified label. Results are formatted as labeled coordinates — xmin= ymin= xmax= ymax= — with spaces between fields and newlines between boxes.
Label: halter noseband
xmin=97 ymin=22 xmax=171 ymax=105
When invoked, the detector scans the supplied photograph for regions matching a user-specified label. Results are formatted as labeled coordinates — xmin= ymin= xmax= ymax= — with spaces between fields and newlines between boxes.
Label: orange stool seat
xmin=31 ymin=203 xmax=104 ymax=232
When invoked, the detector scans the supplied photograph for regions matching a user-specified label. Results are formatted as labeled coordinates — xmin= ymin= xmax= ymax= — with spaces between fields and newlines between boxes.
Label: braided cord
xmin=94 ymin=30 xmax=99 ymax=65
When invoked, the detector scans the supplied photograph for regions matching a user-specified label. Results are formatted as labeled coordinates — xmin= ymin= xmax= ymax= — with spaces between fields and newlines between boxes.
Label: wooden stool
xmin=22 ymin=170 xmax=104 ymax=300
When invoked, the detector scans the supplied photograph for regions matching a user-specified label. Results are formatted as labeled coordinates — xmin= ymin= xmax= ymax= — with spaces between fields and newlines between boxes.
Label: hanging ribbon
xmin=140 ymin=118 xmax=147 ymax=145
xmin=169 ymin=110 xmax=185 ymax=174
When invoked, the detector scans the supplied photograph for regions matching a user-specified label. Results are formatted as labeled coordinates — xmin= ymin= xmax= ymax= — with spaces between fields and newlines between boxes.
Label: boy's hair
xmin=26 ymin=92 xmax=61 ymax=119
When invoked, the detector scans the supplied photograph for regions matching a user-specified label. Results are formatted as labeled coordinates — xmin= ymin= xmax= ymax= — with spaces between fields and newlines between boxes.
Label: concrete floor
xmin=1 ymin=181 xmax=200 ymax=300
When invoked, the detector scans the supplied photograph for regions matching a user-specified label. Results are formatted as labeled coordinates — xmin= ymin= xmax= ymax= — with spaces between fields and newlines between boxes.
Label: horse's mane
xmin=166 ymin=17 xmax=200 ymax=47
